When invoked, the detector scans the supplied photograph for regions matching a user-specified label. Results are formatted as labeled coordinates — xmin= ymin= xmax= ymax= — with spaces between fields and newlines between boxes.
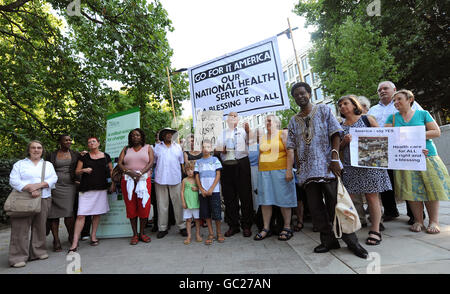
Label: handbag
xmin=111 ymin=147 xmax=128 ymax=184
xmin=111 ymin=164 xmax=123 ymax=184
xmin=4 ymin=161 xmax=46 ymax=218
xmin=333 ymin=176 xmax=361 ymax=238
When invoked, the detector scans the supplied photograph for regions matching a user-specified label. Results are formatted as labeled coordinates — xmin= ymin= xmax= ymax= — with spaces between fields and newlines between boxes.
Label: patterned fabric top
xmin=286 ymin=104 xmax=343 ymax=186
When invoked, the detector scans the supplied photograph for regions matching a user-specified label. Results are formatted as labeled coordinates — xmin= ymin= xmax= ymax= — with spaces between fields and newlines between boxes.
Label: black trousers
xmin=304 ymin=180 xmax=359 ymax=248
xmin=221 ymin=156 xmax=254 ymax=230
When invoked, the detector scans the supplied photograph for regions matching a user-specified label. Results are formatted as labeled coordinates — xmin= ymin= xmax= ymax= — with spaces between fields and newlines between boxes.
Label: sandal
xmin=183 ymin=238 xmax=191 ymax=245
xmin=139 ymin=234 xmax=151 ymax=243
xmin=90 ymin=239 xmax=99 ymax=246
xmin=67 ymin=247 xmax=78 ymax=254
xmin=366 ymin=231 xmax=382 ymax=246
xmin=410 ymin=222 xmax=425 ymax=233
xmin=278 ymin=228 xmax=293 ymax=241
xmin=216 ymin=234 xmax=225 ymax=243
xmin=196 ymin=236 xmax=203 ymax=243
xmin=130 ymin=235 xmax=139 ymax=245
xmin=205 ymin=234 xmax=214 ymax=245
xmin=426 ymin=222 xmax=440 ymax=234
xmin=254 ymin=228 xmax=271 ymax=241
xmin=294 ymin=222 xmax=304 ymax=232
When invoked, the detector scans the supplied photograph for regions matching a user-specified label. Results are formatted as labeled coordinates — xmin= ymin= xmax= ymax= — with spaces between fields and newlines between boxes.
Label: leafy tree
xmin=49 ymin=0 xmax=190 ymax=131
xmin=0 ymin=0 xmax=189 ymax=157
xmin=0 ymin=0 xmax=107 ymax=156
xmin=295 ymin=0 xmax=449 ymax=124
xmin=318 ymin=16 xmax=398 ymax=101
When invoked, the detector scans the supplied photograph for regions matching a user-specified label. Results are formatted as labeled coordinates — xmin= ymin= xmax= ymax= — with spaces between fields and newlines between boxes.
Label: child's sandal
xmin=205 ymin=235 xmax=214 ymax=245
xmin=216 ymin=234 xmax=225 ymax=243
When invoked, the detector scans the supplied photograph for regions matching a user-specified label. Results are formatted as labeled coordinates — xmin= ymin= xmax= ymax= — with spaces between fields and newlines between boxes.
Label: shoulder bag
xmin=111 ymin=147 xmax=127 ymax=184
xmin=333 ymin=176 xmax=361 ymax=238
xmin=4 ymin=161 xmax=46 ymax=218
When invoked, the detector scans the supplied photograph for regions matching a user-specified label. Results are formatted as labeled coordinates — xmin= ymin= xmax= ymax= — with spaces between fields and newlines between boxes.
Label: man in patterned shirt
xmin=286 ymin=82 xmax=368 ymax=259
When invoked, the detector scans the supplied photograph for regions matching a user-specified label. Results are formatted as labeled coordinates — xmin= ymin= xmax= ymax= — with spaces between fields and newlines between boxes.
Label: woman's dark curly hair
xmin=128 ymin=128 xmax=146 ymax=147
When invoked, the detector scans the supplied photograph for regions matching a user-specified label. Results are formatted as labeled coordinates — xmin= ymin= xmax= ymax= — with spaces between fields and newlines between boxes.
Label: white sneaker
xmin=81 ymin=236 xmax=89 ymax=241
xmin=38 ymin=254 xmax=49 ymax=260
xmin=12 ymin=262 xmax=26 ymax=268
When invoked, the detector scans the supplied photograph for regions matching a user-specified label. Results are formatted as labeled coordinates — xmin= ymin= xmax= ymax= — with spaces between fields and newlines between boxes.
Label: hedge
xmin=0 ymin=159 xmax=19 ymax=224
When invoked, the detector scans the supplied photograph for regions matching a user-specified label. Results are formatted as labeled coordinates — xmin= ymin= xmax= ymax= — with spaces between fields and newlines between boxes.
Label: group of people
xmin=7 ymin=80 xmax=450 ymax=268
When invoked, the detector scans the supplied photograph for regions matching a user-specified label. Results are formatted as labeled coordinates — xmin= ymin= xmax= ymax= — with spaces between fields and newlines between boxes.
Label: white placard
xmin=188 ymin=36 xmax=289 ymax=124
xmin=349 ymin=126 xmax=426 ymax=171
xmin=192 ymin=110 xmax=223 ymax=152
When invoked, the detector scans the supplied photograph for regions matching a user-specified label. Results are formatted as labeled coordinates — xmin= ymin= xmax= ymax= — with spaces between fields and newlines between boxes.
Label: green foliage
xmin=0 ymin=158 xmax=18 ymax=224
xmin=319 ymin=16 xmax=398 ymax=101
xmin=0 ymin=0 xmax=189 ymax=157
xmin=276 ymin=85 xmax=300 ymax=129
xmin=294 ymin=0 xmax=449 ymax=121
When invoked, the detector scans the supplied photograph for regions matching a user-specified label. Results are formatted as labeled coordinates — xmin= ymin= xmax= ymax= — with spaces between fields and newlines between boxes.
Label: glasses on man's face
xmin=88 ymin=140 xmax=97 ymax=144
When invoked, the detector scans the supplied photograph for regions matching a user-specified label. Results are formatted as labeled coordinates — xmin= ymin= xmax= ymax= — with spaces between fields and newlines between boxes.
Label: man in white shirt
xmin=153 ymin=128 xmax=187 ymax=238
xmin=216 ymin=112 xmax=254 ymax=238
xmin=368 ymin=81 xmax=423 ymax=224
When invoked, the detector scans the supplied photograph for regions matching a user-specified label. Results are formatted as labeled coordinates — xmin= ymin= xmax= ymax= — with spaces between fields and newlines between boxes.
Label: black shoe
xmin=379 ymin=223 xmax=385 ymax=231
xmin=314 ymin=241 xmax=340 ymax=253
xmin=224 ymin=227 xmax=240 ymax=237
xmin=347 ymin=242 xmax=368 ymax=259
xmin=179 ymin=228 xmax=187 ymax=237
xmin=157 ymin=230 xmax=168 ymax=239
xmin=382 ymin=214 xmax=399 ymax=222
xmin=407 ymin=217 xmax=415 ymax=225
xmin=361 ymin=223 xmax=368 ymax=228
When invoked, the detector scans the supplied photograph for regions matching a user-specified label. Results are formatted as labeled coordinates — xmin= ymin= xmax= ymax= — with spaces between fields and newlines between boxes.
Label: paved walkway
xmin=0 ymin=202 xmax=449 ymax=274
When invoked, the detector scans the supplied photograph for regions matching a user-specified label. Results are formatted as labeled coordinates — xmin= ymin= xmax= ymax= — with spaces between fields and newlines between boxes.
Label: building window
xmin=294 ymin=64 xmax=299 ymax=76
xmin=283 ymin=71 xmax=288 ymax=82
xmin=312 ymin=72 xmax=319 ymax=84
xmin=301 ymin=56 xmax=309 ymax=71
xmin=288 ymin=65 xmax=294 ymax=80
xmin=304 ymin=74 xmax=311 ymax=85
xmin=314 ymin=87 xmax=324 ymax=101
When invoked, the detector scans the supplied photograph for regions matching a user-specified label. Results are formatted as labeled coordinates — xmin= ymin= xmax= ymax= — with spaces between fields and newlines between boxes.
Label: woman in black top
xmin=68 ymin=137 xmax=114 ymax=253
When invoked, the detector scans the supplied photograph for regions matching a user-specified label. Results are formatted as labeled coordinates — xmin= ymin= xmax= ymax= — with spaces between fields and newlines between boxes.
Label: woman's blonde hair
xmin=392 ymin=89 xmax=415 ymax=106
xmin=266 ymin=114 xmax=281 ymax=130
xmin=185 ymin=160 xmax=195 ymax=171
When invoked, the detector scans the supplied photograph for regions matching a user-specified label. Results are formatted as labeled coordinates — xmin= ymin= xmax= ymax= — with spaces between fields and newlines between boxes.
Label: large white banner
xmin=188 ymin=36 xmax=289 ymax=123
xmin=349 ymin=126 xmax=426 ymax=171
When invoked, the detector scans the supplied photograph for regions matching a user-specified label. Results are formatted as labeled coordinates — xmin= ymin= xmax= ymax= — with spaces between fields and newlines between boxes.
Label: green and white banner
xmin=105 ymin=107 xmax=140 ymax=158
xmin=97 ymin=107 xmax=140 ymax=238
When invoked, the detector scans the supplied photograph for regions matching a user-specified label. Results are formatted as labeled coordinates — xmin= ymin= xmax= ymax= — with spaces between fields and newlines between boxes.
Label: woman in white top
xmin=8 ymin=140 xmax=58 ymax=268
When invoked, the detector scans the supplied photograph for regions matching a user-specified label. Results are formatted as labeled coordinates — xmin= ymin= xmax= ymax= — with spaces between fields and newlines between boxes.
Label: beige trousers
xmin=8 ymin=198 xmax=52 ymax=266
xmin=155 ymin=183 xmax=185 ymax=231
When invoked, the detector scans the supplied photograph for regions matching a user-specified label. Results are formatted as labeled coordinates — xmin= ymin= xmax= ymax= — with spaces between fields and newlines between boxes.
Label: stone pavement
xmin=0 ymin=202 xmax=449 ymax=274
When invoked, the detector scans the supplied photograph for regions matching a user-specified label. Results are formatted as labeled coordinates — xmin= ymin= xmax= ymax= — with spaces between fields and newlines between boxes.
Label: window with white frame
xmin=314 ymin=87 xmax=324 ymax=101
